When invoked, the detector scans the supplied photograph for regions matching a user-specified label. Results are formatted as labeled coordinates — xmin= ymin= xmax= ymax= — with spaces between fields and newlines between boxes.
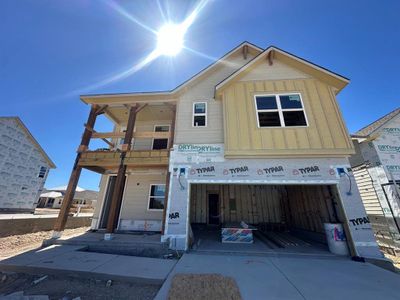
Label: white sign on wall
xmin=170 ymin=144 xmax=225 ymax=163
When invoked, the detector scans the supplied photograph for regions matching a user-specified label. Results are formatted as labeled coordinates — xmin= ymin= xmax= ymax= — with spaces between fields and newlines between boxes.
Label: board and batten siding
xmin=221 ymin=78 xmax=354 ymax=157
xmin=174 ymin=52 xmax=256 ymax=144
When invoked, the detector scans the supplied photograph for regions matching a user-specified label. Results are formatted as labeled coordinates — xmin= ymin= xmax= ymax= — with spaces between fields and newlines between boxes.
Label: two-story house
xmin=52 ymin=42 xmax=385 ymax=265
xmin=0 ymin=117 xmax=56 ymax=212
xmin=350 ymin=108 xmax=400 ymax=254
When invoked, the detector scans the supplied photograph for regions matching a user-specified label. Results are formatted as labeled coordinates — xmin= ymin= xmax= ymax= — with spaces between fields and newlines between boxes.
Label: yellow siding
xmin=222 ymin=78 xmax=354 ymax=157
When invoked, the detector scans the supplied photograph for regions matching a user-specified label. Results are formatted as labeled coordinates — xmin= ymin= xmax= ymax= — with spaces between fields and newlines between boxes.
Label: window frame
xmin=38 ymin=166 xmax=47 ymax=178
xmin=151 ymin=124 xmax=170 ymax=150
xmin=147 ymin=183 xmax=166 ymax=211
xmin=254 ymin=93 xmax=308 ymax=128
xmin=192 ymin=102 xmax=207 ymax=127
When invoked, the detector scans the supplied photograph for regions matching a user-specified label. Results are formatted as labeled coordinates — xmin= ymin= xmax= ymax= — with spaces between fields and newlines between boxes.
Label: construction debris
xmin=32 ymin=275 xmax=48 ymax=285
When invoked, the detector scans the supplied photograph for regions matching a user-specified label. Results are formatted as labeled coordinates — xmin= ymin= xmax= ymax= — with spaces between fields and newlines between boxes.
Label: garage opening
xmin=189 ymin=184 xmax=349 ymax=255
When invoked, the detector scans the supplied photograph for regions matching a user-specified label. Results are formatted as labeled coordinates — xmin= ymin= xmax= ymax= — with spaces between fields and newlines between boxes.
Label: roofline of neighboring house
xmin=354 ymin=107 xmax=400 ymax=137
xmin=0 ymin=117 xmax=56 ymax=169
xmin=80 ymin=41 xmax=264 ymax=103
xmin=214 ymin=45 xmax=350 ymax=94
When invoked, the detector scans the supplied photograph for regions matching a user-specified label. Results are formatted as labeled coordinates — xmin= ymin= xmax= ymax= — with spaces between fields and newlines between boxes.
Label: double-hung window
xmin=38 ymin=166 xmax=47 ymax=178
xmin=152 ymin=125 xmax=170 ymax=150
xmin=255 ymin=93 xmax=307 ymax=127
xmin=193 ymin=102 xmax=207 ymax=127
xmin=148 ymin=184 xmax=165 ymax=210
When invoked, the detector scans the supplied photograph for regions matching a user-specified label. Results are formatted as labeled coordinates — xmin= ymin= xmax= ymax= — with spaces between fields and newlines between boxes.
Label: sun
xmin=156 ymin=23 xmax=185 ymax=56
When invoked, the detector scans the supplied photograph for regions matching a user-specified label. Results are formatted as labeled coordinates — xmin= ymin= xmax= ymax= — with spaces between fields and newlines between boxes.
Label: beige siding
xmin=119 ymin=172 xmax=167 ymax=222
xmin=222 ymin=78 xmax=354 ymax=157
xmin=175 ymin=52 xmax=256 ymax=144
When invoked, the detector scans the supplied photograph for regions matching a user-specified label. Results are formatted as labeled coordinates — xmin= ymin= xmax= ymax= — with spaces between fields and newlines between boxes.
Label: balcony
xmin=78 ymin=149 xmax=169 ymax=173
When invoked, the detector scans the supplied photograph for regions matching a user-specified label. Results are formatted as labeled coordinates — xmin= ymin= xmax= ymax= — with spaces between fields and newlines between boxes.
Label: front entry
xmin=99 ymin=175 xmax=126 ymax=229
xmin=208 ymin=193 xmax=220 ymax=225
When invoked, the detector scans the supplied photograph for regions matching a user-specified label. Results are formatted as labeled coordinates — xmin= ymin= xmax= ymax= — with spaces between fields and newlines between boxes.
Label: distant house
xmin=0 ymin=117 xmax=56 ymax=212
xmin=38 ymin=185 xmax=98 ymax=210
xmin=350 ymin=108 xmax=400 ymax=253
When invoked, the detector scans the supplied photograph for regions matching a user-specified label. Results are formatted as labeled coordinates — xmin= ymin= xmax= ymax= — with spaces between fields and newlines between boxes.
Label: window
xmin=193 ymin=102 xmax=207 ymax=127
xmin=38 ymin=166 xmax=47 ymax=178
xmin=152 ymin=125 xmax=170 ymax=150
xmin=255 ymin=94 xmax=307 ymax=127
xmin=148 ymin=184 xmax=165 ymax=210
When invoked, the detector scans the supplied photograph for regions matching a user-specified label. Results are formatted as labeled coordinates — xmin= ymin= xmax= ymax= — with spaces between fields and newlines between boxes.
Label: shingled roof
xmin=354 ymin=107 xmax=400 ymax=137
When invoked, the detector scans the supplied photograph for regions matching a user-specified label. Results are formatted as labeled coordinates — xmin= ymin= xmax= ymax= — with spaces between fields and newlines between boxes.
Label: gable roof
xmin=81 ymin=41 xmax=263 ymax=104
xmin=215 ymin=46 xmax=350 ymax=97
xmin=1 ymin=117 xmax=56 ymax=168
xmin=354 ymin=107 xmax=400 ymax=137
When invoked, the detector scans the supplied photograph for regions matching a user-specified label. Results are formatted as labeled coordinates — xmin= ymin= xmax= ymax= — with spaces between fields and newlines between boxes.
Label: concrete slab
xmin=270 ymin=257 xmax=400 ymax=300
xmin=155 ymin=254 xmax=304 ymax=300
xmin=155 ymin=253 xmax=400 ymax=300
xmin=93 ymin=255 xmax=177 ymax=283
xmin=0 ymin=245 xmax=177 ymax=284
xmin=0 ymin=245 xmax=84 ymax=265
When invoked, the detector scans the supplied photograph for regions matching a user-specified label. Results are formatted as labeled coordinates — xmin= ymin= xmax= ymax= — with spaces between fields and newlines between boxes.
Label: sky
xmin=1 ymin=0 xmax=399 ymax=191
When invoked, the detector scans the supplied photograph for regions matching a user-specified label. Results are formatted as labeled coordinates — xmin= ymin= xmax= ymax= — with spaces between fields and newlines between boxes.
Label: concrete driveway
xmin=155 ymin=253 xmax=400 ymax=300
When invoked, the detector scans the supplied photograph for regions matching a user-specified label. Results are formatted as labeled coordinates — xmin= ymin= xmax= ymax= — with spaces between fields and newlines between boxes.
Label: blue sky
xmin=1 ymin=0 xmax=399 ymax=191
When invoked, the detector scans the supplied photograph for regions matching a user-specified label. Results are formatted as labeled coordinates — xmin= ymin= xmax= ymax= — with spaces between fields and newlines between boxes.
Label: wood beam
xmin=161 ymin=106 xmax=177 ymax=234
xmin=53 ymin=104 xmax=99 ymax=235
xmin=91 ymin=131 xmax=171 ymax=139
xmin=242 ymin=45 xmax=248 ymax=60
xmin=95 ymin=105 xmax=108 ymax=116
xmin=106 ymin=104 xmax=138 ymax=233
xmin=267 ymin=50 xmax=274 ymax=66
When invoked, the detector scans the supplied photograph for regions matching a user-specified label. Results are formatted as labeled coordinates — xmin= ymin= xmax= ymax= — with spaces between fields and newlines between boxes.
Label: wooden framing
xmin=53 ymin=104 xmax=100 ymax=233
xmin=161 ymin=106 xmax=177 ymax=234
xmin=106 ymin=104 xmax=138 ymax=233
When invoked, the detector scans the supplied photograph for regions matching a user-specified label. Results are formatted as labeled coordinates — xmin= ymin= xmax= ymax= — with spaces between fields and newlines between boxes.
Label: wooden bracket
xmin=243 ymin=45 xmax=248 ymax=60
xmin=95 ymin=105 xmax=108 ymax=116
xmin=135 ymin=103 xmax=147 ymax=114
xmin=267 ymin=50 xmax=274 ymax=66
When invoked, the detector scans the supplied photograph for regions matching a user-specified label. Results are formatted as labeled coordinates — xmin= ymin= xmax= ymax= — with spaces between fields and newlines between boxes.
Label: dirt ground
xmin=167 ymin=274 xmax=242 ymax=300
xmin=0 ymin=227 xmax=90 ymax=259
xmin=0 ymin=272 xmax=160 ymax=300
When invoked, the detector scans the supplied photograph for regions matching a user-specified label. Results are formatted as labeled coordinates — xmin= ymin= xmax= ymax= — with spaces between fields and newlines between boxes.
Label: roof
xmin=49 ymin=185 xmax=85 ymax=192
xmin=0 ymin=117 xmax=56 ymax=168
xmin=40 ymin=191 xmax=63 ymax=198
xmin=354 ymin=107 xmax=400 ymax=137
xmin=80 ymin=41 xmax=263 ymax=104
xmin=215 ymin=45 xmax=349 ymax=95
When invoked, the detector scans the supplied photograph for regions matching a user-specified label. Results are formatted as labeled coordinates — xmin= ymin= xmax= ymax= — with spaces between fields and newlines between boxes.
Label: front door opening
xmin=208 ymin=193 xmax=220 ymax=225
xmin=99 ymin=176 xmax=126 ymax=229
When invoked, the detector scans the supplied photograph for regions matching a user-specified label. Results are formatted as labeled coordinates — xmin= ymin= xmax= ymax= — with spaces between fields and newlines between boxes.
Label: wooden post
xmin=52 ymin=104 xmax=99 ymax=237
xmin=161 ymin=105 xmax=177 ymax=234
xmin=106 ymin=104 xmax=138 ymax=233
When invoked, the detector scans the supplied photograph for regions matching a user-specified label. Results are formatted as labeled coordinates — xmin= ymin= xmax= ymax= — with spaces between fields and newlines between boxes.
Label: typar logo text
xmin=257 ymin=166 xmax=284 ymax=176
xmin=292 ymin=166 xmax=321 ymax=177
xmin=377 ymin=145 xmax=400 ymax=153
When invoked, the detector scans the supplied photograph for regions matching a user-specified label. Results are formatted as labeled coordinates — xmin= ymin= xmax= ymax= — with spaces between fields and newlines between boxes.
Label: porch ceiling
xmin=105 ymin=103 xmax=176 ymax=125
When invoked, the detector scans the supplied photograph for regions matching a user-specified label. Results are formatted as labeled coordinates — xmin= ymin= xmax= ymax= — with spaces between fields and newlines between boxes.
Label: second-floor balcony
xmin=76 ymin=98 xmax=177 ymax=174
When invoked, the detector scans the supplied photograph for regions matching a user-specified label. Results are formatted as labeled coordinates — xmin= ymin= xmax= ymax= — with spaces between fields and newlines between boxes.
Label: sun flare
xmin=156 ymin=23 xmax=185 ymax=56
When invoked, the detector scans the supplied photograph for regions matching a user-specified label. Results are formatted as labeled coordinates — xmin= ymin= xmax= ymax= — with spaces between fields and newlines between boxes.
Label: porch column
xmin=162 ymin=105 xmax=176 ymax=234
xmin=53 ymin=104 xmax=99 ymax=237
xmin=106 ymin=104 xmax=138 ymax=234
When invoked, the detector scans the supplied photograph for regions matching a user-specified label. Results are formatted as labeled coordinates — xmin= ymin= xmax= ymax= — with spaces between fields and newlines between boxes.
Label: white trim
xmin=151 ymin=124 xmax=170 ymax=150
xmin=192 ymin=102 xmax=207 ymax=127
xmin=147 ymin=183 xmax=166 ymax=211
xmin=215 ymin=47 xmax=349 ymax=91
xmin=254 ymin=92 xmax=309 ymax=128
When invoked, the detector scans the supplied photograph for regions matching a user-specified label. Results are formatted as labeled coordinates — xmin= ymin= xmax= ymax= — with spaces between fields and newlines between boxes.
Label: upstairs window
xmin=148 ymin=184 xmax=165 ymax=210
xmin=193 ymin=102 xmax=207 ymax=127
xmin=38 ymin=166 xmax=47 ymax=178
xmin=152 ymin=125 xmax=170 ymax=150
xmin=255 ymin=93 xmax=307 ymax=127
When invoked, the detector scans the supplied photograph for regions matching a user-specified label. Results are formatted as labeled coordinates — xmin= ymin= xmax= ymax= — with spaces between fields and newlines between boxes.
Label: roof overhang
xmin=214 ymin=46 xmax=350 ymax=99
